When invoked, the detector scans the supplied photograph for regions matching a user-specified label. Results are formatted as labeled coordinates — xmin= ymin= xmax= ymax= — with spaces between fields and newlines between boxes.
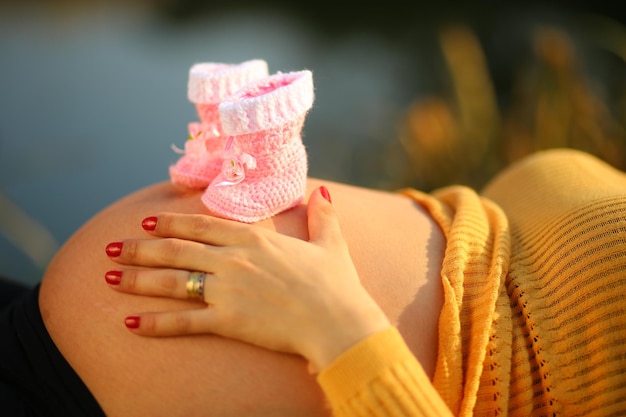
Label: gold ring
xmin=186 ymin=271 xmax=205 ymax=300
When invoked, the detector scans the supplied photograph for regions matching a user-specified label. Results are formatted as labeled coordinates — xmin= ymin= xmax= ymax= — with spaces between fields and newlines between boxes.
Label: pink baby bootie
xmin=201 ymin=70 xmax=315 ymax=223
xmin=169 ymin=59 xmax=269 ymax=189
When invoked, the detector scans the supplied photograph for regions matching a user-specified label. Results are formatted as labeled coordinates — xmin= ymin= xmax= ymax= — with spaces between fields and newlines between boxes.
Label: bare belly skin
xmin=39 ymin=178 xmax=445 ymax=417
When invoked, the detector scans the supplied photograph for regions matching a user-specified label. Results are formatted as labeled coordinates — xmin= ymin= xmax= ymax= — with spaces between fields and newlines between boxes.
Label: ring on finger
xmin=186 ymin=271 xmax=205 ymax=300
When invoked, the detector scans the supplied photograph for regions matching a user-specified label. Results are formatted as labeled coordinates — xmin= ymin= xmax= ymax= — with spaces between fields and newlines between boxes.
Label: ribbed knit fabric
xmin=169 ymin=59 xmax=269 ymax=188
xmin=482 ymin=148 xmax=626 ymax=416
xmin=319 ymin=327 xmax=454 ymax=416
xmin=201 ymin=70 xmax=314 ymax=223
xmin=417 ymin=184 xmax=512 ymax=417
xmin=316 ymin=149 xmax=626 ymax=416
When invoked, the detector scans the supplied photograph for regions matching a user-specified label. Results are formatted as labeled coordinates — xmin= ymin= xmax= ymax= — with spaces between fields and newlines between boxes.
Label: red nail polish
xmin=105 ymin=270 xmax=122 ymax=285
xmin=125 ymin=316 xmax=140 ymax=329
xmin=320 ymin=186 xmax=332 ymax=203
xmin=106 ymin=242 xmax=123 ymax=257
xmin=142 ymin=216 xmax=157 ymax=231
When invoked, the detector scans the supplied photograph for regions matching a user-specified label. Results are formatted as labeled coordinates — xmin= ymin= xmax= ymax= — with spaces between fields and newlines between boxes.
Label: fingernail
xmin=320 ymin=186 xmax=332 ymax=203
xmin=125 ymin=316 xmax=140 ymax=329
xmin=106 ymin=242 xmax=123 ymax=257
xmin=142 ymin=216 xmax=157 ymax=231
xmin=105 ymin=270 xmax=122 ymax=285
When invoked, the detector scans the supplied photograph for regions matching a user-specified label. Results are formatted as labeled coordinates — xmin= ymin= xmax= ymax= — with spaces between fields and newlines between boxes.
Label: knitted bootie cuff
xmin=218 ymin=70 xmax=314 ymax=136
xmin=187 ymin=59 xmax=269 ymax=104
xmin=201 ymin=69 xmax=314 ymax=223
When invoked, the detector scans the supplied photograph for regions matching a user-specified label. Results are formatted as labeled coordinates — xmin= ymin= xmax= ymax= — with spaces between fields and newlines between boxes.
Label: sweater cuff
xmin=317 ymin=327 xmax=450 ymax=417
xmin=317 ymin=327 xmax=406 ymax=398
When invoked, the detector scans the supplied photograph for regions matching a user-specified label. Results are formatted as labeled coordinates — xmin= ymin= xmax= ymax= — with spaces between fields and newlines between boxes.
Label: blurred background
xmin=1 ymin=0 xmax=625 ymax=285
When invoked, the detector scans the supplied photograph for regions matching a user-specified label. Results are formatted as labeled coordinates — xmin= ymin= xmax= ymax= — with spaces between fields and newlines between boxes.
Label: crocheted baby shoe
xmin=169 ymin=59 xmax=269 ymax=189
xmin=201 ymin=70 xmax=315 ymax=223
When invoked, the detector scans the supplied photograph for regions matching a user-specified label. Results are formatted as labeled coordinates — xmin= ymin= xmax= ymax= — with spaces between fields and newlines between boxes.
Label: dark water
xmin=0 ymin=5 xmax=416 ymax=284
xmin=2 ymin=3 xmax=621 ymax=284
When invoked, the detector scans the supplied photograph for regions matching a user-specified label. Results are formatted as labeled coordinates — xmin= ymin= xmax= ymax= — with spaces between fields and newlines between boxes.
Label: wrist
xmin=305 ymin=307 xmax=391 ymax=372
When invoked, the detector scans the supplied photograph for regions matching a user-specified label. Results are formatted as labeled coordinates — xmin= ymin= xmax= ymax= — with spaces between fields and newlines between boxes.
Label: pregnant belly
xmin=39 ymin=180 xmax=444 ymax=417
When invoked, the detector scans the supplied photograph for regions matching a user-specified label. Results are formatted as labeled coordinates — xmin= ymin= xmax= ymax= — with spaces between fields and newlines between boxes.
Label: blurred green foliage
xmin=395 ymin=21 xmax=626 ymax=191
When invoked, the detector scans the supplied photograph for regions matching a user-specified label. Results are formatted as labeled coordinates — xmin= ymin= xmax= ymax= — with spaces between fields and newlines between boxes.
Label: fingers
xmin=142 ymin=213 xmax=252 ymax=246
xmin=106 ymin=238 xmax=219 ymax=271
xmin=125 ymin=308 xmax=215 ymax=337
xmin=307 ymin=186 xmax=345 ymax=247
xmin=105 ymin=268 xmax=230 ymax=306
xmin=105 ymin=268 xmax=194 ymax=300
xmin=106 ymin=213 xmax=265 ymax=269
xmin=106 ymin=268 xmax=215 ymax=337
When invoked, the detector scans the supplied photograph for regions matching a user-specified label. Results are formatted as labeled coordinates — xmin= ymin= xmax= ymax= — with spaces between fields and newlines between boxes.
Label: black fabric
xmin=0 ymin=284 xmax=106 ymax=417
xmin=0 ymin=276 xmax=30 ymax=309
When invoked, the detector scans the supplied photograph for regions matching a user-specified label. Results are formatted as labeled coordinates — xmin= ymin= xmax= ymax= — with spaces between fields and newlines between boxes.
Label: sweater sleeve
xmin=317 ymin=327 xmax=453 ymax=417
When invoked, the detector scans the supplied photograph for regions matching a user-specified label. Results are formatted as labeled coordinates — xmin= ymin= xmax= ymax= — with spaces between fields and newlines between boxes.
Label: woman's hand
xmin=104 ymin=186 xmax=390 ymax=371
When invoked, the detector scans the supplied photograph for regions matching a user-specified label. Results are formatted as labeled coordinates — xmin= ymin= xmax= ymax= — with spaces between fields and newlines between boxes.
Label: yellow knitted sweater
xmin=317 ymin=149 xmax=626 ymax=416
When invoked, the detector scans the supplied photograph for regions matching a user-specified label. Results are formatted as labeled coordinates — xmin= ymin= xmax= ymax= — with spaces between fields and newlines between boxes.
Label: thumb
xmin=307 ymin=186 xmax=344 ymax=246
